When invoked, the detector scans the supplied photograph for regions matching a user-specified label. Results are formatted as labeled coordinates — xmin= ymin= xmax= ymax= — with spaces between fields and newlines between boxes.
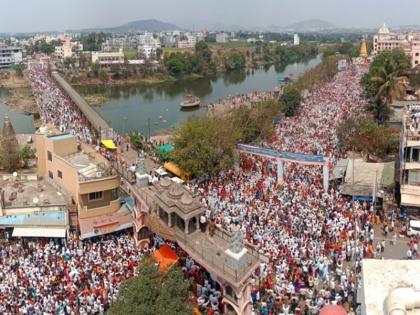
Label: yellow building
xmin=35 ymin=126 xmax=132 ymax=239
xmin=360 ymin=37 xmax=368 ymax=59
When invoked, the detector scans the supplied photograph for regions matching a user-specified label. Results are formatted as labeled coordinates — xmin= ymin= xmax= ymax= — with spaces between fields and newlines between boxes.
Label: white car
xmin=407 ymin=220 xmax=420 ymax=236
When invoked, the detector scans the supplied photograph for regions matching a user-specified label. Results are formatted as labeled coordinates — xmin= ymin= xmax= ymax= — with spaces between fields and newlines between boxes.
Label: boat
xmin=180 ymin=93 xmax=200 ymax=109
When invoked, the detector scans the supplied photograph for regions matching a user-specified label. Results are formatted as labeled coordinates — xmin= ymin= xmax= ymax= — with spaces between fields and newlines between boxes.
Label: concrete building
xmin=399 ymin=101 xmax=420 ymax=216
xmin=216 ymin=32 xmax=229 ymax=43
xmin=91 ymin=49 xmax=125 ymax=66
xmin=35 ymin=126 xmax=132 ymax=239
xmin=373 ymin=24 xmax=420 ymax=67
xmin=0 ymin=47 xmax=23 ymax=68
xmin=293 ymin=33 xmax=300 ymax=46
xmin=358 ymin=259 xmax=420 ymax=315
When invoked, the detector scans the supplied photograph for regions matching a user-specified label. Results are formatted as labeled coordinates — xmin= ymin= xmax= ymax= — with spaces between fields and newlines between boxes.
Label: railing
xmin=174 ymin=228 xmax=258 ymax=283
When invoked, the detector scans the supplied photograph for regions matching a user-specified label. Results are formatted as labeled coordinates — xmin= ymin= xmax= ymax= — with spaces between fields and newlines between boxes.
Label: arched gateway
xmin=237 ymin=144 xmax=330 ymax=191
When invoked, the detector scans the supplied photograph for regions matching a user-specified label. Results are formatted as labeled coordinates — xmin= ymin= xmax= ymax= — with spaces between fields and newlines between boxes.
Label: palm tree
xmin=370 ymin=60 xmax=408 ymax=105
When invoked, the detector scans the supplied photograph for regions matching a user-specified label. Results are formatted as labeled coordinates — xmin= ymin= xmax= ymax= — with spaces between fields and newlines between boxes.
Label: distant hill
xmin=285 ymin=19 xmax=336 ymax=31
xmin=84 ymin=19 xmax=182 ymax=33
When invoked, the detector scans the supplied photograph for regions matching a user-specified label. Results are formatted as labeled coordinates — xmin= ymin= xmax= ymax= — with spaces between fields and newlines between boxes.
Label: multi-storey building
xmin=294 ymin=33 xmax=300 ymax=46
xmin=91 ymin=49 xmax=125 ymax=66
xmin=0 ymin=47 xmax=23 ymax=68
xmin=373 ymin=24 xmax=420 ymax=67
xmin=216 ymin=32 xmax=229 ymax=43
xmin=35 ymin=126 xmax=132 ymax=239
xmin=399 ymin=101 xmax=420 ymax=216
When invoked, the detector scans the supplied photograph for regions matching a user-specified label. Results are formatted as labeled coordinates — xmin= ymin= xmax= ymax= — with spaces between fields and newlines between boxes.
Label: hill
xmin=86 ymin=19 xmax=182 ymax=33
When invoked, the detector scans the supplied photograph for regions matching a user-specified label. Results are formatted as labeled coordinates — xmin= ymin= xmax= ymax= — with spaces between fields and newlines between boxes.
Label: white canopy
xmin=12 ymin=227 xmax=67 ymax=238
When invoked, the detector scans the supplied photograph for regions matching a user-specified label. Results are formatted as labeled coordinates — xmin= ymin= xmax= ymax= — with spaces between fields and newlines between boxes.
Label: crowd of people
xmin=194 ymin=64 xmax=410 ymax=314
xmin=26 ymin=64 xmax=96 ymax=145
xmin=0 ymin=233 xmax=152 ymax=314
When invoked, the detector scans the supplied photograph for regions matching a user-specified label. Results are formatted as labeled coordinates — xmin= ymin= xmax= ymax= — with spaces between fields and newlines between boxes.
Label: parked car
xmin=407 ymin=220 xmax=420 ymax=236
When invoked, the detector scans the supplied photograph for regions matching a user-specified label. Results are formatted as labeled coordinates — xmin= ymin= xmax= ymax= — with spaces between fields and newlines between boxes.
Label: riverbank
xmin=0 ymin=74 xmax=38 ymax=115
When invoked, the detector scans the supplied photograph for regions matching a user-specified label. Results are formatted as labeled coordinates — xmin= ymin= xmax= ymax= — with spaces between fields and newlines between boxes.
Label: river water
xmin=1 ymin=56 xmax=321 ymax=135
xmin=77 ymin=56 xmax=321 ymax=135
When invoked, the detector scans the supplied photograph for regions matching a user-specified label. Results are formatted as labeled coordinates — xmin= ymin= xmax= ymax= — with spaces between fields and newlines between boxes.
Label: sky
xmin=1 ymin=0 xmax=420 ymax=33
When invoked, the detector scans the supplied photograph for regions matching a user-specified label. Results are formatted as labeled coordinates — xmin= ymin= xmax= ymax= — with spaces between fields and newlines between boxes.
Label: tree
xmin=12 ymin=63 xmax=25 ymax=76
xmin=99 ymin=69 xmax=108 ymax=82
xmin=91 ymin=62 xmax=100 ymax=77
xmin=281 ymin=87 xmax=302 ymax=116
xmin=109 ymin=260 xmax=192 ymax=315
xmin=369 ymin=61 xmax=407 ymax=105
xmin=79 ymin=33 xmax=108 ymax=51
xmin=172 ymin=116 xmax=240 ymax=177
xmin=20 ymin=145 xmax=34 ymax=168
xmin=194 ymin=41 xmax=215 ymax=75
xmin=365 ymin=99 xmax=392 ymax=124
xmin=337 ymin=117 xmax=398 ymax=159
xmin=225 ymin=51 xmax=246 ymax=70
xmin=362 ymin=48 xmax=410 ymax=100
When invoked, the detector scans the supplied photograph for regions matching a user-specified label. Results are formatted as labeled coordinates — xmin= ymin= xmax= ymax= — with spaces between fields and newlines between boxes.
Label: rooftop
xmin=63 ymin=150 xmax=115 ymax=181
xmin=360 ymin=259 xmax=420 ymax=315
xmin=1 ymin=178 xmax=68 ymax=208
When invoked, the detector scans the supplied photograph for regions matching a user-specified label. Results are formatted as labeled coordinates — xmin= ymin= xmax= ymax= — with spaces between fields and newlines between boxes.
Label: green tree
xmin=194 ymin=41 xmax=215 ymax=75
xmin=365 ymin=99 xmax=392 ymax=124
xmin=225 ymin=51 xmax=246 ymax=70
xmin=172 ymin=116 xmax=240 ymax=177
xmin=99 ymin=69 xmax=108 ymax=82
xmin=80 ymin=33 xmax=109 ymax=51
xmin=20 ymin=145 xmax=34 ymax=168
xmin=362 ymin=48 xmax=410 ymax=100
xmin=12 ymin=63 xmax=26 ymax=76
xmin=369 ymin=62 xmax=407 ymax=105
xmin=91 ymin=62 xmax=100 ymax=77
xmin=109 ymin=260 xmax=192 ymax=315
xmin=280 ymin=87 xmax=302 ymax=116
xmin=337 ymin=117 xmax=398 ymax=159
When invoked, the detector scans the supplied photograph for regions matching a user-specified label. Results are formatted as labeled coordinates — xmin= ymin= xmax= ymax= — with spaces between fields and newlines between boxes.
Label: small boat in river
xmin=180 ymin=93 xmax=200 ymax=109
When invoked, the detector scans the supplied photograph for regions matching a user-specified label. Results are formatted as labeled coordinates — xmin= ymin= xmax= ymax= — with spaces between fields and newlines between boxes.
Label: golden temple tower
xmin=360 ymin=36 xmax=368 ymax=60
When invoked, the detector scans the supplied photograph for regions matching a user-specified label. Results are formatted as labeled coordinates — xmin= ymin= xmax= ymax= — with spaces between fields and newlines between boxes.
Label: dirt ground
xmin=0 ymin=73 xmax=38 ymax=115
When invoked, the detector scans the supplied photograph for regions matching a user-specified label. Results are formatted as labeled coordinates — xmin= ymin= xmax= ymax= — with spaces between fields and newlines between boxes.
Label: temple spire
xmin=360 ymin=36 xmax=368 ymax=60
xmin=0 ymin=113 xmax=20 ymax=172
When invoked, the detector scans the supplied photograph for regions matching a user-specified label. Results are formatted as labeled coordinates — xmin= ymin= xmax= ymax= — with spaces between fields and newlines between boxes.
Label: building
xmin=293 ymin=33 xmax=300 ymax=46
xmin=216 ymin=32 xmax=229 ymax=43
xmin=91 ymin=49 xmax=125 ymax=66
xmin=138 ymin=45 xmax=155 ymax=59
xmin=0 ymin=47 xmax=23 ymax=68
xmin=35 ymin=126 xmax=132 ymax=239
xmin=55 ymin=38 xmax=83 ymax=60
xmin=358 ymin=259 xmax=420 ymax=315
xmin=399 ymin=101 xmax=420 ymax=216
xmin=0 ymin=114 xmax=70 ymax=238
xmin=373 ymin=24 xmax=420 ymax=67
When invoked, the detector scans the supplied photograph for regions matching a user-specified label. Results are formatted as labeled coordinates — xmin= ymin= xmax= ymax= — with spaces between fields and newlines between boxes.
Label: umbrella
xmin=319 ymin=305 xmax=347 ymax=315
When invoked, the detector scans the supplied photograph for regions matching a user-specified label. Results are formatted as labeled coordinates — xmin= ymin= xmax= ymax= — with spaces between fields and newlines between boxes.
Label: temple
xmin=0 ymin=113 xmax=20 ymax=171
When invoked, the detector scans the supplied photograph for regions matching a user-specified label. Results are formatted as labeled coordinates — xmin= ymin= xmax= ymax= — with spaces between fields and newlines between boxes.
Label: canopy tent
xmin=12 ymin=227 xmax=66 ymax=238
xmin=164 ymin=162 xmax=189 ymax=181
xmin=319 ymin=305 xmax=347 ymax=315
xmin=154 ymin=244 xmax=179 ymax=271
xmin=157 ymin=144 xmax=174 ymax=153
xmin=101 ymin=140 xmax=117 ymax=150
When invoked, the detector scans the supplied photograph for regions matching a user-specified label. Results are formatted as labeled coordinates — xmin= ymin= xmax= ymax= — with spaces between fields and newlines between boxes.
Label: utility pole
xmin=148 ymin=118 xmax=151 ymax=141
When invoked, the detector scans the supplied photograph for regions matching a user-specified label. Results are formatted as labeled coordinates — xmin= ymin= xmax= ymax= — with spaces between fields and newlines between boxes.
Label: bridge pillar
xmin=323 ymin=163 xmax=329 ymax=192
xmin=277 ymin=159 xmax=283 ymax=184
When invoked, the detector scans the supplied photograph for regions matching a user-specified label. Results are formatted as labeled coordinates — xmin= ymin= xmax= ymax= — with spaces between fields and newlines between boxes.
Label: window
xmin=57 ymin=170 xmax=62 ymax=179
xmin=48 ymin=171 xmax=53 ymax=179
xmin=47 ymin=151 xmax=52 ymax=161
xmin=111 ymin=188 xmax=118 ymax=200
xmin=88 ymin=191 xmax=103 ymax=201
xmin=416 ymin=53 xmax=419 ymax=57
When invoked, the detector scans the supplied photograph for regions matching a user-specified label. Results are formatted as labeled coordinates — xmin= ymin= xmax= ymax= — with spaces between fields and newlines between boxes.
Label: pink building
xmin=373 ymin=24 xmax=420 ymax=67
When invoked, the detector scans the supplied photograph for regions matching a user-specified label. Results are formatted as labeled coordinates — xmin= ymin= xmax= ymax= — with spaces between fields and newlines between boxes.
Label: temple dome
xmin=181 ymin=193 xmax=193 ymax=205
xmin=159 ymin=177 xmax=171 ymax=188
xmin=168 ymin=183 xmax=183 ymax=199
xmin=378 ymin=23 xmax=390 ymax=35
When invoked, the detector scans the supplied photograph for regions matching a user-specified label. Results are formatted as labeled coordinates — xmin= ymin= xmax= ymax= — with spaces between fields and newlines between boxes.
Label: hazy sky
xmin=1 ymin=0 xmax=420 ymax=33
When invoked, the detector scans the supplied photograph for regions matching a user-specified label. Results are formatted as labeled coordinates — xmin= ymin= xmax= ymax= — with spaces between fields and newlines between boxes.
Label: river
xmin=76 ymin=55 xmax=321 ymax=135
xmin=0 ymin=56 xmax=321 ymax=135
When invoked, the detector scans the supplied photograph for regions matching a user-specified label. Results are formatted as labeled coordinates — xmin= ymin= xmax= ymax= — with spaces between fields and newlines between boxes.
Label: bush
xmin=281 ymin=87 xmax=302 ymax=117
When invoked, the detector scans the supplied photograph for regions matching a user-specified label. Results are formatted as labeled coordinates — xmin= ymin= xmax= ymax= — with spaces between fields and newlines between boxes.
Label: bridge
xmin=51 ymin=71 xmax=111 ymax=137
xmin=237 ymin=143 xmax=330 ymax=191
